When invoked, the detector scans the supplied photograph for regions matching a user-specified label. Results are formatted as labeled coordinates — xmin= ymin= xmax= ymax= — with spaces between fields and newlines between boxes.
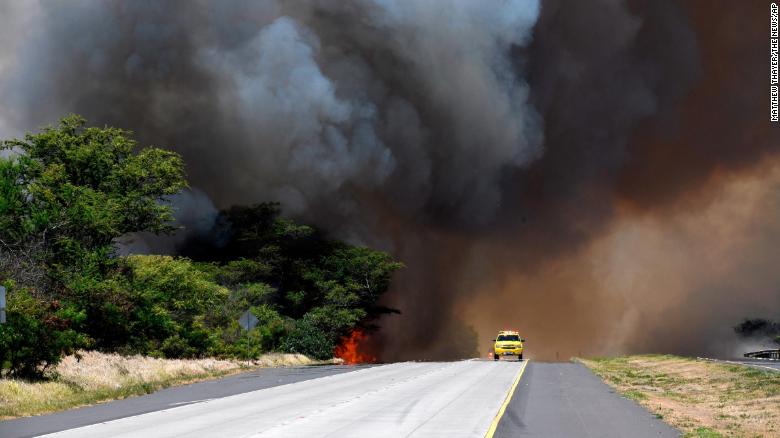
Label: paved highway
xmin=2 ymin=360 xmax=680 ymax=438
xmin=0 ymin=365 xmax=368 ymax=438
xmin=34 ymin=361 xmax=519 ymax=438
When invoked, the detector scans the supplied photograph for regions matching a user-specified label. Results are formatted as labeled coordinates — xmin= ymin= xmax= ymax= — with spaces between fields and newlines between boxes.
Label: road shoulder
xmin=495 ymin=361 xmax=679 ymax=438
xmin=582 ymin=355 xmax=780 ymax=437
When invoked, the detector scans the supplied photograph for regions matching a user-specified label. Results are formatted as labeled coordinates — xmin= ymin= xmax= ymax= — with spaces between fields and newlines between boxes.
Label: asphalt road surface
xmin=0 ymin=365 xmax=368 ymax=438
xmin=714 ymin=358 xmax=780 ymax=371
xmin=2 ymin=360 xmax=681 ymax=438
xmin=494 ymin=362 xmax=679 ymax=438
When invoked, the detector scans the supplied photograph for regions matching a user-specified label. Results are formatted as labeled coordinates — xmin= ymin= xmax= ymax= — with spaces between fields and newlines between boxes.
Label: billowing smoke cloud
xmin=463 ymin=160 xmax=780 ymax=360
xmin=0 ymin=0 xmax=776 ymax=360
xmin=0 ymin=0 xmax=542 ymax=223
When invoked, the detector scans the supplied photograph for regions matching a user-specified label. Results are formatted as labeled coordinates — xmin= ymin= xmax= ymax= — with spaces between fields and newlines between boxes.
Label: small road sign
xmin=239 ymin=309 xmax=259 ymax=330
xmin=0 ymin=285 xmax=6 ymax=324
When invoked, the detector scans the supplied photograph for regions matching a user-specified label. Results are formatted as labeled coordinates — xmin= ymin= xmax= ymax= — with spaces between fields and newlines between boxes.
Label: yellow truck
xmin=492 ymin=330 xmax=524 ymax=361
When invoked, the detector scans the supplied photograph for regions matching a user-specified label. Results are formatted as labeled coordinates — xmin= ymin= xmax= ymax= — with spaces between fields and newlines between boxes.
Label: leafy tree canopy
xmin=0 ymin=115 xmax=186 ymax=285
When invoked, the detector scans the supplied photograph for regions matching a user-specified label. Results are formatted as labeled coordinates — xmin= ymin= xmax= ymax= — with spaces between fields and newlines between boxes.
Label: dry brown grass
xmin=579 ymin=355 xmax=780 ymax=438
xmin=0 ymin=350 xmax=333 ymax=419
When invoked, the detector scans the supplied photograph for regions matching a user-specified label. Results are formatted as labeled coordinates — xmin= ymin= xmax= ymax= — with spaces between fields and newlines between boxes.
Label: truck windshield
xmin=497 ymin=335 xmax=519 ymax=341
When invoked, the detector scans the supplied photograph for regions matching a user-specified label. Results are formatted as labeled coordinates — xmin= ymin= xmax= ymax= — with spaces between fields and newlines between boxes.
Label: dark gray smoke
xmin=0 ymin=0 xmax=542 ymax=225
xmin=0 ymin=0 xmax=776 ymax=360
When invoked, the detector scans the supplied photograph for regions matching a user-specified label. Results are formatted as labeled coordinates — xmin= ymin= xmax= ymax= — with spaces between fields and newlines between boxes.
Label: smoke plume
xmin=0 ymin=0 xmax=777 ymax=360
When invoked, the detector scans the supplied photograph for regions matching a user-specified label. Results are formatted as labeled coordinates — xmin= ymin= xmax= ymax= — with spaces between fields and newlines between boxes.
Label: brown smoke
xmin=379 ymin=0 xmax=780 ymax=361
xmin=458 ymin=0 xmax=780 ymax=360
xmin=620 ymin=0 xmax=775 ymax=208
xmin=462 ymin=160 xmax=780 ymax=359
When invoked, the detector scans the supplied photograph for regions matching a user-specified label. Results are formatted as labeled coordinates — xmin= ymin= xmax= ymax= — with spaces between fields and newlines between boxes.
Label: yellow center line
xmin=484 ymin=359 xmax=529 ymax=438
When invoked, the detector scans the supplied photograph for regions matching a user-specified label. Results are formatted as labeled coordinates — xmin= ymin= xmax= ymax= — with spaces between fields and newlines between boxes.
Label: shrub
xmin=0 ymin=286 xmax=88 ymax=379
xmin=280 ymin=316 xmax=336 ymax=360
xmin=121 ymin=255 xmax=229 ymax=358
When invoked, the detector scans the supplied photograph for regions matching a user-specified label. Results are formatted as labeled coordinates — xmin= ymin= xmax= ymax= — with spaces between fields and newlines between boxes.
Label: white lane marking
xmin=168 ymin=398 xmax=213 ymax=406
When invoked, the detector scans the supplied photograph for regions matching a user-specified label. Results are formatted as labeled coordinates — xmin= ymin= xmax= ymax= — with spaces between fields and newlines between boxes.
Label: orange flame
xmin=335 ymin=329 xmax=376 ymax=365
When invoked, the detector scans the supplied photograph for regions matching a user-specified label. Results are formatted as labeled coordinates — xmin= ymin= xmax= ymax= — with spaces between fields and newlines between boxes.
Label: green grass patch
xmin=684 ymin=427 xmax=723 ymax=438
xmin=622 ymin=390 xmax=648 ymax=401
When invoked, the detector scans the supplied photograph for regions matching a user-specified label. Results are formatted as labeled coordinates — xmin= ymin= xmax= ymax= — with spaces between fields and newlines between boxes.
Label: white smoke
xmin=200 ymin=16 xmax=395 ymax=214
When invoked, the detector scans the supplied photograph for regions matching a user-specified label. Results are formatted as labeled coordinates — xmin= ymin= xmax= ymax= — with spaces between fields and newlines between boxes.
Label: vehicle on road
xmin=492 ymin=330 xmax=524 ymax=361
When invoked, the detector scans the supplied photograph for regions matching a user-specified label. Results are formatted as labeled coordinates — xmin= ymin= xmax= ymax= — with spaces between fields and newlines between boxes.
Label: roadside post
xmin=0 ymin=285 xmax=6 ymax=324
xmin=238 ymin=309 xmax=260 ymax=355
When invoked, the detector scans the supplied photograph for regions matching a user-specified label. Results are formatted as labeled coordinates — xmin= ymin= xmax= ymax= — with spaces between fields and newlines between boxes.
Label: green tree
xmin=0 ymin=116 xmax=404 ymax=372
xmin=0 ymin=115 xmax=186 ymax=288
xmin=0 ymin=283 xmax=88 ymax=378
xmin=121 ymin=255 xmax=229 ymax=357
xmin=0 ymin=116 xmax=186 ymax=376
xmin=184 ymin=203 xmax=404 ymax=358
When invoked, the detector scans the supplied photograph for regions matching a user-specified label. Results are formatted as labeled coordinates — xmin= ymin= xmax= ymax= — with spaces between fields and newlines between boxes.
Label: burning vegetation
xmin=335 ymin=329 xmax=377 ymax=365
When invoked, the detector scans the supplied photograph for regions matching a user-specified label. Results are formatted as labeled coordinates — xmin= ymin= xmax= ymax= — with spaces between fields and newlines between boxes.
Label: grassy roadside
xmin=578 ymin=355 xmax=780 ymax=438
xmin=0 ymin=350 xmax=337 ymax=419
